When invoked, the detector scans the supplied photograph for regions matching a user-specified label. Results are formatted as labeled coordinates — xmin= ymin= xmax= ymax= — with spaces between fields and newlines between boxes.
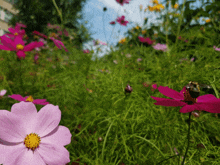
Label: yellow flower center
xmin=16 ymin=44 xmax=24 ymax=50
xmin=24 ymin=133 xmax=41 ymax=151
xmin=26 ymin=95 xmax=34 ymax=102
xmin=14 ymin=32 xmax=18 ymax=36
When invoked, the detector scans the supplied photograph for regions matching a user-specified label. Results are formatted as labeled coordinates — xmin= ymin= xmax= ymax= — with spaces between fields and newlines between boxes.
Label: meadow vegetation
xmin=1 ymin=0 xmax=220 ymax=164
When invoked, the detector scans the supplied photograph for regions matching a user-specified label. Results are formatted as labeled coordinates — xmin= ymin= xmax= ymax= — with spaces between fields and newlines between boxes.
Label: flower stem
xmin=181 ymin=112 xmax=192 ymax=165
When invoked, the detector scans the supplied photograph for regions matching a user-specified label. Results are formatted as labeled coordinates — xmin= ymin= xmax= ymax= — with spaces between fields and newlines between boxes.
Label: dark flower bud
xmin=125 ymin=84 xmax=133 ymax=93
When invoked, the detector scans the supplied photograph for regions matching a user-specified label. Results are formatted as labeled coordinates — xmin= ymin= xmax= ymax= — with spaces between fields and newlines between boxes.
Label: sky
xmin=80 ymin=0 xmax=210 ymax=60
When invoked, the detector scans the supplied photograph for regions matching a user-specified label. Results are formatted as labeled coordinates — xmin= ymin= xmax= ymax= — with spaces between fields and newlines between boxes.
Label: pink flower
xmin=34 ymin=53 xmax=39 ymax=64
xmin=0 ymin=90 xmax=7 ymax=96
xmin=153 ymin=43 xmax=167 ymax=51
xmin=5 ymin=27 xmax=26 ymax=40
xmin=213 ymin=45 xmax=220 ymax=51
xmin=151 ymin=86 xmax=220 ymax=113
xmin=0 ymin=35 xmax=44 ymax=59
xmin=32 ymin=31 xmax=48 ymax=39
xmin=83 ymin=49 xmax=90 ymax=53
xmin=138 ymin=36 xmax=155 ymax=45
xmin=0 ymin=101 xmax=71 ymax=164
xmin=137 ymin=58 xmax=142 ymax=62
xmin=110 ymin=21 xmax=116 ymax=25
xmin=15 ymin=22 xmax=27 ymax=28
xmin=9 ymin=94 xmax=49 ymax=105
xmin=116 ymin=15 xmax=129 ymax=26
xmin=50 ymin=37 xmax=68 ymax=52
xmin=116 ymin=0 xmax=131 ymax=6
xmin=63 ymin=29 xmax=69 ymax=37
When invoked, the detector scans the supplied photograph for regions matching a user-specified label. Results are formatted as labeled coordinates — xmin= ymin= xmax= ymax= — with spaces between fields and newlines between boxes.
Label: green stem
xmin=52 ymin=0 xmax=63 ymax=24
xmin=181 ymin=112 xmax=192 ymax=165
xmin=175 ymin=0 xmax=186 ymax=49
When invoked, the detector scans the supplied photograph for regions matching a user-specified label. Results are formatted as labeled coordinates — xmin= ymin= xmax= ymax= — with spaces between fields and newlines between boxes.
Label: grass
xmin=1 ymin=37 xmax=220 ymax=165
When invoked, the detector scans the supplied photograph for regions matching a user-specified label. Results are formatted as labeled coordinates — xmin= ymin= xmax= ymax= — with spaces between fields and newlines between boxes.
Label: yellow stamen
xmin=24 ymin=133 xmax=41 ymax=151
xmin=16 ymin=44 xmax=24 ymax=50
xmin=14 ymin=32 xmax=18 ymax=36
xmin=26 ymin=95 xmax=34 ymax=102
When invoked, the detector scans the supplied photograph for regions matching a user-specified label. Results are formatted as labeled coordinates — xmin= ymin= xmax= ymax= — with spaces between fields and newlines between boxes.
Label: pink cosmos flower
xmin=116 ymin=15 xmax=129 ymax=26
xmin=153 ymin=43 xmax=167 ymax=52
xmin=6 ymin=27 xmax=26 ymax=40
xmin=138 ymin=36 xmax=155 ymax=45
xmin=116 ymin=0 xmax=131 ymax=6
xmin=0 ymin=101 xmax=71 ymax=164
xmin=83 ymin=49 xmax=90 ymax=53
xmin=32 ymin=31 xmax=48 ymax=39
xmin=0 ymin=35 xmax=44 ymax=59
xmin=63 ymin=29 xmax=69 ymax=37
xmin=213 ymin=45 xmax=220 ymax=51
xmin=0 ymin=89 xmax=7 ymax=96
xmin=9 ymin=94 xmax=49 ymax=105
xmin=50 ymin=37 xmax=68 ymax=52
xmin=110 ymin=21 xmax=116 ymax=25
xmin=151 ymin=86 xmax=220 ymax=113
xmin=15 ymin=22 xmax=27 ymax=28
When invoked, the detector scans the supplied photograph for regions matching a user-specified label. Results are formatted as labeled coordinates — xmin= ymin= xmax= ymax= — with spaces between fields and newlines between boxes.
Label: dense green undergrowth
xmin=1 ymin=36 xmax=220 ymax=164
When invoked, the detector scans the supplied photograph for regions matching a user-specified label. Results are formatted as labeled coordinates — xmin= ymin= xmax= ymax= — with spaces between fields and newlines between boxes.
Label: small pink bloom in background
xmin=63 ymin=29 xmax=69 ymax=37
xmin=50 ymin=37 xmax=68 ymax=52
xmin=83 ymin=49 xmax=90 ymax=53
xmin=184 ymin=39 xmax=188 ymax=43
xmin=138 ymin=36 xmax=155 ymax=45
xmin=34 ymin=53 xmax=39 ymax=64
xmin=35 ymin=47 xmax=40 ymax=52
xmin=116 ymin=0 xmax=131 ymax=6
xmin=110 ymin=21 xmax=116 ymax=25
xmin=151 ymin=86 xmax=220 ymax=113
xmin=152 ymin=84 xmax=158 ymax=90
xmin=153 ymin=43 xmax=167 ymax=52
xmin=190 ymin=57 xmax=195 ymax=62
xmin=113 ymin=60 xmax=118 ymax=64
xmin=116 ymin=15 xmax=129 ymax=26
xmin=57 ymin=31 xmax=62 ymax=36
xmin=0 ymin=89 xmax=7 ymax=96
xmin=6 ymin=27 xmax=26 ymax=39
xmin=0 ymin=101 xmax=71 ymax=164
xmin=15 ymin=22 xmax=27 ymax=28
xmin=32 ymin=31 xmax=48 ymax=39
xmin=0 ymin=35 xmax=44 ymax=59
xmin=178 ymin=36 xmax=182 ymax=40
xmin=9 ymin=94 xmax=49 ymax=105
xmin=137 ymin=58 xmax=142 ymax=62
xmin=213 ymin=45 xmax=220 ymax=51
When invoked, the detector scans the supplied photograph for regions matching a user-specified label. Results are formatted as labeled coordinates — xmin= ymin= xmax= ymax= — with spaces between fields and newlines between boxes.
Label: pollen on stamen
xmin=26 ymin=95 xmax=34 ymax=102
xmin=24 ymin=133 xmax=41 ymax=151
xmin=16 ymin=44 xmax=24 ymax=50
xmin=14 ymin=32 xmax=18 ymax=36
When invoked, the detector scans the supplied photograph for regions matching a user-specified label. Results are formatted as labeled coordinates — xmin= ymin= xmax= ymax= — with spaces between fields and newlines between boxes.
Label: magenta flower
xmin=116 ymin=0 xmax=131 ymax=6
xmin=0 ymin=90 xmax=7 ymax=96
xmin=151 ymin=86 xmax=220 ymax=113
xmin=83 ymin=49 xmax=90 ymax=53
xmin=0 ymin=101 xmax=71 ymax=164
xmin=213 ymin=45 xmax=220 ymax=51
xmin=116 ymin=15 xmax=129 ymax=26
xmin=110 ymin=21 xmax=116 ymax=25
xmin=50 ymin=37 xmax=68 ymax=52
xmin=34 ymin=53 xmax=39 ymax=64
xmin=6 ymin=27 xmax=26 ymax=39
xmin=9 ymin=94 xmax=49 ymax=105
xmin=15 ymin=22 xmax=27 ymax=28
xmin=153 ymin=43 xmax=167 ymax=52
xmin=138 ymin=36 xmax=155 ymax=45
xmin=0 ymin=35 xmax=44 ymax=59
xmin=63 ymin=29 xmax=69 ymax=37
xmin=32 ymin=31 xmax=48 ymax=39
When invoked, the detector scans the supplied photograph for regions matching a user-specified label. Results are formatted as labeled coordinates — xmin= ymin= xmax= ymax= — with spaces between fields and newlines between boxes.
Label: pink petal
xmin=33 ymin=99 xmax=49 ymax=105
xmin=38 ymin=143 xmax=70 ymax=164
xmin=0 ymin=45 xmax=12 ymax=51
xmin=179 ymin=104 xmax=198 ymax=113
xmin=3 ymin=144 xmax=45 ymax=165
xmin=9 ymin=94 xmax=25 ymax=101
xmin=197 ymin=94 xmax=219 ymax=102
xmin=16 ymin=50 xmax=26 ymax=59
xmin=33 ymin=104 xmax=61 ymax=137
xmin=151 ymin=97 xmax=186 ymax=107
xmin=41 ymin=125 xmax=71 ymax=146
xmin=24 ymin=42 xmax=41 ymax=51
xmin=0 ymin=89 xmax=6 ymax=96
xmin=0 ymin=110 xmax=26 ymax=142
xmin=14 ymin=36 xmax=25 ymax=46
xmin=157 ymin=86 xmax=184 ymax=100
xmin=196 ymin=101 xmax=220 ymax=113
